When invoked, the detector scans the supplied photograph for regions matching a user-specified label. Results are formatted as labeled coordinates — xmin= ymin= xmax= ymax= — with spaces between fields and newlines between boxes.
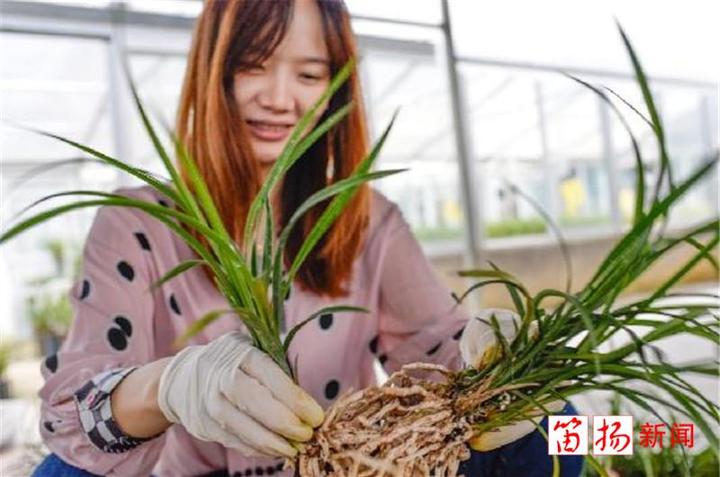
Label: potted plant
xmin=25 ymin=239 xmax=79 ymax=355
xmin=0 ymin=341 xmax=11 ymax=399
xmin=27 ymin=292 xmax=73 ymax=356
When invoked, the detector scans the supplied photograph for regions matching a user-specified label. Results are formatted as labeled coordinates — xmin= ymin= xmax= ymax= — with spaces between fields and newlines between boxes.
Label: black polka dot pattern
xmin=116 ymin=261 xmax=135 ymax=282
xmin=453 ymin=327 xmax=465 ymax=340
xmin=113 ymin=316 xmax=132 ymax=337
xmin=107 ymin=328 xmax=128 ymax=351
xmin=324 ymin=379 xmax=340 ymax=400
xmin=319 ymin=313 xmax=333 ymax=330
xmin=369 ymin=335 xmax=379 ymax=354
xmin=45 ymin=354 xmax=58 ymax=373
xmin=43 ymin=421 xmax=55 ymax=433
xmin=107 ymin=313 xmax=134 ymax=352
xmin=426 ymin=342 xmax=442 ymax=356
xmin=255 ymin=467 xmax=264 ymax=475
xmin=79 ymin=279 xmax=91 ymax=300
xmin=134 ymin=232 xmax=151 ymax=251
xmin=157 ymin=199 xmax=169 ymax=207
xmin=378 ymin=354 xmax=388 ymax=365
xmin=169 ymin=294 xmax=182 ymax=315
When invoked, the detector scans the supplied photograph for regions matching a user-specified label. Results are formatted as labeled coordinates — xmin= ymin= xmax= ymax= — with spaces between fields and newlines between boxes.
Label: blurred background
xmin=0 ymin=0 xmax=717 ymax=474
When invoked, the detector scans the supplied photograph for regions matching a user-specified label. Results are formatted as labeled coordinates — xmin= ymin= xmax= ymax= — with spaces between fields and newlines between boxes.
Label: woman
xmin=32 ymin=1 xmax=581 ymax=475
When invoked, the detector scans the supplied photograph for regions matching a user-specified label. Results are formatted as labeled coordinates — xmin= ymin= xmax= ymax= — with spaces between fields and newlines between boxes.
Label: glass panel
xmin=595 ymin=77 xmax=658 ymax=226
xmin=125 ymin=52 xmax=188 ymax=177
xmin=660 ymin=86 xmax=718 ymax=227
xmin=462 ymin=62 xmax=717 ymax=239
xmin=447 ymin=0 xmax=716 ymax=82
xmin=598 ymin=79 xmax=718 ymax=227
xmin=461 ymin=64 xmax=615 ymax=239
xmin=0 ymin=31 xmax=112 ymax=337
xmin=461 ymin=67 xmax=548 ymax=238
xmin=0 ymin=32 xmax=113 ymax=164
xmin=360 ymin=45 xmax=465 ymax=251
xmin=0 ymin=31 xmax=113 ymax=229
xmin=346 ymin=0 xmax=441 ymax=24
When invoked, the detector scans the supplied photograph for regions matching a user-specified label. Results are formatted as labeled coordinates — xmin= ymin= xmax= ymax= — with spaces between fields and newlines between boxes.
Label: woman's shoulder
xmin=111 ymin=183 xmax=174 ymax=207
xmin=90 ymin=183 xmax=176 ymax=240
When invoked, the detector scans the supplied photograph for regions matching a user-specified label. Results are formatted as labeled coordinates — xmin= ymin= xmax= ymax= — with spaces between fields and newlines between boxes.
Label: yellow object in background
xmin=560 ymin=176 xmax=587 ymax=217
xmin=443 ymin=199 xmax=463 ymax=228
xmin=618 ymin=188 xmax=635 ymax=221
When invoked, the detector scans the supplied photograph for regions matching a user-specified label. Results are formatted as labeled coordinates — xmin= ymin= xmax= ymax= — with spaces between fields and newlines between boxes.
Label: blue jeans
xmin=458 ymin=404 xmax=584 ymax=477
xmin=33 ymin=406 xmax=583 ymax=477
xmin=31 ymin=454 xmax=100 ymax=477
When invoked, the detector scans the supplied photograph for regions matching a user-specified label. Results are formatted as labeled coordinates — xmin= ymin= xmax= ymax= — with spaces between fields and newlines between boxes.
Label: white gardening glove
xmin=157 ymin=331 xmax=324 ymax=458
xmin=459 ymin=308 xmax=529 ymax=370
xmin=459 ymin=308 xmax=563 ymax=451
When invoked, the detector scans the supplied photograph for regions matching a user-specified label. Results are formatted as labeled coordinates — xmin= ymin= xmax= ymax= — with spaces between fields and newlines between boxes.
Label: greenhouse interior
xmin=0 ymin=0 xmax=718 ymax=476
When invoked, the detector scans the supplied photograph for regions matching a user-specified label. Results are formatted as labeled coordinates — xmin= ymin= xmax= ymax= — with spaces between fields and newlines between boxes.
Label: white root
xmin=295 ymin=365 xmax=477 ymax=477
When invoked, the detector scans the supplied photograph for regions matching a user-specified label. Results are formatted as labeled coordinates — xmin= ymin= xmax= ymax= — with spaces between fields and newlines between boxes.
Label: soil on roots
xmin=294 ymin=363 xmax=481 ymax=477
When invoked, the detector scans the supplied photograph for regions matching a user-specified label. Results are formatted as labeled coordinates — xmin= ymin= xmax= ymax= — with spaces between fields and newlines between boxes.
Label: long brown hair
xmin=176 ymin=0 xmax=370 ymax=297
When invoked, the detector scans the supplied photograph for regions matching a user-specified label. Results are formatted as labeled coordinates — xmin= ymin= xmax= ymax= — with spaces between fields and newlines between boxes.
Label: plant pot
xmin=0 ymin=378 xmax=10 ymax=399
xmin=36 ymin=332 xmax=64 ymax=356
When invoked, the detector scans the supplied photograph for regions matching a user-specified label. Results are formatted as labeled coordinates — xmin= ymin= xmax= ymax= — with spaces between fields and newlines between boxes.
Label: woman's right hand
xmin=156 ymin=331 xmax=324 ymax=458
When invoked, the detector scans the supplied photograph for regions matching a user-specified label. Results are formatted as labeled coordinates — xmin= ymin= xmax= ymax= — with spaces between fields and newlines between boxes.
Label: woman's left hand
xmin=458 ymin=308 xmax=563 ymax=451
xmin=458 ymin=308 xmax=525 ymax=369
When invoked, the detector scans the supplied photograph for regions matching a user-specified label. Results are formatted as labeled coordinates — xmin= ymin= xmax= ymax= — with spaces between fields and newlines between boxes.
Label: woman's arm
xmin=37 ymin=193 xmax=174 ymax=476
xmin=110 ymin=357 xmax=172 ymax=438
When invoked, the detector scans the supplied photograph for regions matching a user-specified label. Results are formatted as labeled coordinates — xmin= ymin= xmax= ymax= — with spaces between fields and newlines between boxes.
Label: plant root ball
xmin=294 ymin=363 xmax=475 ymax=477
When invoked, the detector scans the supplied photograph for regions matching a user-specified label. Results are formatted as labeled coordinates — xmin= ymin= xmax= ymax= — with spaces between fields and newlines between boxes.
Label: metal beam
xmin=456 ymin=55 xmax=716 ymax=90
xmin=106 ymin=4 xmax=133 ymax=184
xmin=598 ymin=97 xmax=622 ymax=229
xmin=534 ymin=81 xmax=558 ymax=221
xmin=404 ymin=77 xmax=514 ymax=160
xmin=1 ymin=1 xmax=196 ymax=29
xmin=699 ymin=95 xmax=719 ymax=210
xmin=439 ymin=0 xmax=480 ymax=267
xmin=0 ymin=24 xmax=109 ymax=41
xmin=350 ymin=14 xmax=441 ymax=29
xmin=1 ymin=1 xmax=439 ymax=56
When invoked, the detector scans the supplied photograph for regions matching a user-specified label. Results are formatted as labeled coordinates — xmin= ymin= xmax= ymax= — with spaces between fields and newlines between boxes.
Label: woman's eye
xmin=299 ymin=72 xmax=324 ymax=82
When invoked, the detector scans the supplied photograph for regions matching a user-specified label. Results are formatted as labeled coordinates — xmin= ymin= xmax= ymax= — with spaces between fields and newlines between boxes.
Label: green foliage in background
xmin=0 ymin=342 xmax=12 ymax=377
xmin=583 ymin=397 xmax=718 ymax=477
xmin=486 ymin=218 xmax=547 ymax=238
xmin=27 ymin=293 xmax=73 ymax=337
xmin=25 ymin=238 xmax=80 ymax=339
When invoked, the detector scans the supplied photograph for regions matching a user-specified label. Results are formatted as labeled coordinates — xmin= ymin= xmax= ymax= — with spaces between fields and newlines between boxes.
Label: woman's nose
xmin=257 ymin=73 xmax=293 ymax=113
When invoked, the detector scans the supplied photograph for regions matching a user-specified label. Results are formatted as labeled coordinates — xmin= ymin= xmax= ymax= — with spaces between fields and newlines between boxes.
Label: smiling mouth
xmin=246 ymin=120 xmax=293 ymax=142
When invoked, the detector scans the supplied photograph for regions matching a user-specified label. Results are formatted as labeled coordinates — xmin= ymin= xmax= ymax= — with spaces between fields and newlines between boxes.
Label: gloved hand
xmin=459 ymin=308 xmax=563 ymax=451
xmin=459 ymin=308 xmax=530 ymax=370
xmin=157 ymin=331 xmax=324 ymax=458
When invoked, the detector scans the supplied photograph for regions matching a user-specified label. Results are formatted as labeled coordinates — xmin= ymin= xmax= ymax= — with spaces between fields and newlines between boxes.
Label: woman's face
xmin=233 ymin=0 xmax=331 ymax=171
